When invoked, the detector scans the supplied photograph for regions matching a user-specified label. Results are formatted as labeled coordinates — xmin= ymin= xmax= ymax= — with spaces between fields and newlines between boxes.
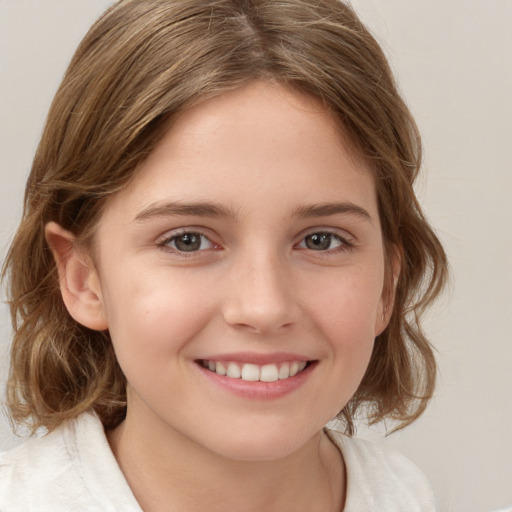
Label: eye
xmin=161 ymin=232 xmax=215 ymax=252
xmin=297 ymin=232 xmax=350 ymax=251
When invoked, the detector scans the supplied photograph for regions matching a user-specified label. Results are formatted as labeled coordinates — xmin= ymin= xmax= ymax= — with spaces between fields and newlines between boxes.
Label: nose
xmin=221 ymin=248 xmax=301 ymax=335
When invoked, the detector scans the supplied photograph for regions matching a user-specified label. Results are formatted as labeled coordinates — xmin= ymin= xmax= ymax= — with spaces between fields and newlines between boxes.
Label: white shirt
xmin=0 ymin=411 xmax=436 ymax=511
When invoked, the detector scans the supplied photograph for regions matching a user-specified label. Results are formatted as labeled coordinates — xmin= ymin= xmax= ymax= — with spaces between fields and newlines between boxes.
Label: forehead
xmin=101 ymin=81 xmax=378 ymax=222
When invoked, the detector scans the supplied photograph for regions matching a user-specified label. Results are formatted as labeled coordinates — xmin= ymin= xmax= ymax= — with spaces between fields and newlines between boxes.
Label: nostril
xmin=229 ymin=321 xmax=295 ymax=335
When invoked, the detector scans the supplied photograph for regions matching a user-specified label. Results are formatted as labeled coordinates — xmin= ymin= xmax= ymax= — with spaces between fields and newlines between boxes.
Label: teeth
xmin=260 ymin=364 xmax=279 ymax=382
xmin=216 ymin=362 xmax=227 ymax=376
xmin=203 ymin=360 xmax=309 ymax=382
xmin=241 ymin=363 xmax=260 ymax=381
xmin=278 ymin=362 xmax=290 ymax=379
xmin=226 ymin=362 xmax=241 ymax=379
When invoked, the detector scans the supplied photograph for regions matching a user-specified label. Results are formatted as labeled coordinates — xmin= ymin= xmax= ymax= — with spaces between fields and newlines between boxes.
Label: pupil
xmin=175 ymin=233 xmax=201 ymax=252
xmin=306 ymin=233 xmax=331 ymax=250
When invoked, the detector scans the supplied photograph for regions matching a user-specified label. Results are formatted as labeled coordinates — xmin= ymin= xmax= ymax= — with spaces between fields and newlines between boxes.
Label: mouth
xmin=197 ymin=359 xmax=312 ymax=382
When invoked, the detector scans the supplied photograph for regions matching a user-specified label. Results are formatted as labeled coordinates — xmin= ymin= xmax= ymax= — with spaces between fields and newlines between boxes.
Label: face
xmin=87 ymin=81 xmax=390 ymax=461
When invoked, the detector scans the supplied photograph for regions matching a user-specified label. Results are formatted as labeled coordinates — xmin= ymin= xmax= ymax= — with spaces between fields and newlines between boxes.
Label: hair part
xmin=2 ymin=0 xmax=448 ymax=436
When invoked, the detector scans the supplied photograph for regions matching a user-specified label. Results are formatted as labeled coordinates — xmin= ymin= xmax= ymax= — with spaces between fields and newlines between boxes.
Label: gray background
xmin=1 ymin=1 xmax=511 ymax=510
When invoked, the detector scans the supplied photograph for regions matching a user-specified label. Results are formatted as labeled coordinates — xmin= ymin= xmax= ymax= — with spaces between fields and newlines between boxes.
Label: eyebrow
xmin=133 ymin=200 xmax=372 ymax=223
xmin=293 ymin=202 xmax=373 ymax=223
xmin=133 ymin=201 xmax=238 ymax=222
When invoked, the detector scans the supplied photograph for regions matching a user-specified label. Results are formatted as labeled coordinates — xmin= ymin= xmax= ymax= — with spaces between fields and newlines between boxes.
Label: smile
xmin=199 ymin=360 xmax=309 ymax=382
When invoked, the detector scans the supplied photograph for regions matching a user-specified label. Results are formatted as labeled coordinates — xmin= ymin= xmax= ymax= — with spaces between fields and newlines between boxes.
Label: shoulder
xmin=0 ymin=411 xmax=140 ymax=511
xmin=327 ymin=430 xmax=436 ymax=512
xmin=0 ymin=420 xmax=79 ymax=503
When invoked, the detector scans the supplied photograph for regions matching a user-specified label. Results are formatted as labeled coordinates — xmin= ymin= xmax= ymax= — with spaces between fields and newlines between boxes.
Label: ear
xmin=45 ymin=221 xmax=108 ymax=331
xmin=374 ymin=244 xmax=402 ymax=336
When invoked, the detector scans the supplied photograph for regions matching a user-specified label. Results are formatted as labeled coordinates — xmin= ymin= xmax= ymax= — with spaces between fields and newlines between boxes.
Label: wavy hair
xmin=2 ymin=0 xmax=448 ymax=435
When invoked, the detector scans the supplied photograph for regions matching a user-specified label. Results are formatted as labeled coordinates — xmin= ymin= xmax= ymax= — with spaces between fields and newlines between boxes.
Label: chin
xmin=201 ymin=421 xmax=321 ymax=463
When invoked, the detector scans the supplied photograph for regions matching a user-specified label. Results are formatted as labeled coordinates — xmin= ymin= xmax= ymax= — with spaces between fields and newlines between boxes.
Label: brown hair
xmin=2 ymin=0 xmax=448 ymax=435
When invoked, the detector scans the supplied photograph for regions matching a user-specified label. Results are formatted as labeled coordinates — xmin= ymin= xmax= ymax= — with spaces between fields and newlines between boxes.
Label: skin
xmin=47 ymin=81 xmax=395 ymax=512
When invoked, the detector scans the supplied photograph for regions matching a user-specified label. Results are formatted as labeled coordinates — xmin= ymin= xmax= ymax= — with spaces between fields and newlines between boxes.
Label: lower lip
xmin=194 ymin=362 xmax=317 ymax=400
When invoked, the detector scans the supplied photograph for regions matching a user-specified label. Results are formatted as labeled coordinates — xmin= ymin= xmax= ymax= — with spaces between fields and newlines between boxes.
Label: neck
xmin=107 ymin=407 xmax=345 ymax=512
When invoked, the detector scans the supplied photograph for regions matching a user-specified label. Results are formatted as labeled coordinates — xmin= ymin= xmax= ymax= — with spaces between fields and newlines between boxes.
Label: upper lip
xmin=196 ymin=352 xmax=314 ymax=365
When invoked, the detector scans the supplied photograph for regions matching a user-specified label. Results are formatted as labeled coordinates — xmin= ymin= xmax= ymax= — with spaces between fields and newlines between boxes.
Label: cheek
xmin=102 ymin=265 xmax=216 ymax=366
xmin=307 ymin=266 xmax=384 ymax=341
xmin=309 ymin=272 xmax=381 ymax=410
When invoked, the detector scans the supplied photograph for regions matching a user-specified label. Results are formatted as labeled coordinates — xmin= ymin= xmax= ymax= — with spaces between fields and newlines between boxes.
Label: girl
xmin=0 ymin=1 xmax=448 ymax=510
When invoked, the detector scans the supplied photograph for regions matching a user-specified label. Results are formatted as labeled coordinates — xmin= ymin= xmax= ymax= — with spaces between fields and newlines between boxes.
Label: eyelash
xmin=295 ymin=231 xmax=354 ymax=253
xmin=157 ymin=229 xmax=354 ymax=255
xmin=158 ymin=229 xmax=218 ymax=255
